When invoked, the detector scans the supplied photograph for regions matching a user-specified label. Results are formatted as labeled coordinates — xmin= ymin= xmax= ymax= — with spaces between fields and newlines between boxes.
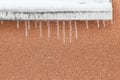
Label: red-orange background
xmin=0 ymin=0 xmax=120 ymax=80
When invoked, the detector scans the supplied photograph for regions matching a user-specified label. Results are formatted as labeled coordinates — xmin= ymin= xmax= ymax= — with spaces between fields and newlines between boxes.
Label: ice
xmin=0 ymin=0 xmax=112 ymax=12
xmin=111 ymin=20 xmax=113 ymax=24
xmin=28 ymin=21 xmax=31 ymax=30
xmin=97 ymin=20 xmax=100 ymax=28
xmin=25 ymin=21 xmax=28 ymax=37
xmin=74 ymin=21 xmax=78 ymax=39
xmin=69 ymin=21 xmax=72 ymax=43
xmin=86 ymin=20 xmax=89 ymax=29
xmin=16 ymin=21 xmax=19 ymax=29
xmin=0 ymin=0 xmax=112 ymax=21
xmin=39 ymin=21 xmax=42 ymax=38
xmin=56 ymin=21 xmax=60 ymax=40
xmin=47 ymin=21 xmax=50 ymax=39
xmin=62 ymin=21 xmax=66 ymax=43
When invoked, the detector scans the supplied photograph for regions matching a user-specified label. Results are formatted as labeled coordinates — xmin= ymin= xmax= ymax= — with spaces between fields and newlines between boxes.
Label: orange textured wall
xmin=0 ymin=0 xmax=120 ymax=80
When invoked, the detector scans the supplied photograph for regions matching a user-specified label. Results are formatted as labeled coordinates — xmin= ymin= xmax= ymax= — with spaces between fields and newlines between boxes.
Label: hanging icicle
xmin=69 ymin=20 xmax=72 ymax=43
xmin=97 ymin=20 xmax=100 ymax=28
xmin=85 ymin=20 xmax=89 ymax=29
xmin=56 ymin=21 xmax=60 ymax=40
xmin=74 ymin=21 xmax=78 ymax=39
xmin=16 ymin=21 xmax=20 ymax=29
xmin=63 ymin=21 xmax=66 ymax=43
xmin=39 ymin=21 xmax=42 ymax=38
xmin=47 ymin=21 xmax=50 ymax=39
xmin=25 ymin=21 xmax=28 ymax=37
xmin=28 ymin=21 xmax=31 ymax=30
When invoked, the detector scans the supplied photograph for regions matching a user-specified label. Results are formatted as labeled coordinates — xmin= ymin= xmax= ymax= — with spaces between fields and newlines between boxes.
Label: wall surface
xmin=0 ymin=0 xmax=120 ymax=80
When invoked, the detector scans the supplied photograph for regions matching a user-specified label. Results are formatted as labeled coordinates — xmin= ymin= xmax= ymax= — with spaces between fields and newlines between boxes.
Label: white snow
xmin=0 ymin=0 xmax=112 ymax=12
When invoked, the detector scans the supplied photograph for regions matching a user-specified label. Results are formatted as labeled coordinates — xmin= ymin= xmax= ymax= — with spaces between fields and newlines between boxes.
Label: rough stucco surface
xmin=0 ymin=0 xmax=120 ymax=80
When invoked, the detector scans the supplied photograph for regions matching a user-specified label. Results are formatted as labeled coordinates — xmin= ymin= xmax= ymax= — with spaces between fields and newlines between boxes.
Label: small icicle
xmin=85 ymin=20 xmax=89 ymax=29
xmin=63 ymin=21 xmax=66 ymax=44
xmin=69 ymin=20 xmax=72 ymax=43
xmin=56 ymin=21 xmax=60 ymax=40
xmin=47 ymin=21 xmax=50 ymax=39
xmin=27 ymin=21 xmax=31 ymax=30
xmin=97 ymin=20 xmax=100 ymax=28
xmin=74 ymin=21 xmax=78 ymax=39
xmin=16 ymin=21 xmax=20 ymax=29
xmin=39 ymin=21 xmax=42 ymax=38
xmin=25 ymin=21 xmax=28 ymax=37
xmin=111 ymin=20 xmax=113 ymax=25
xmin=103 ymin=20 xmax=106 ymax=27
xmin=35 ymin=21 xmax=38 ymax=29
xmin=1 ymin=21 xmax=3 ymax=24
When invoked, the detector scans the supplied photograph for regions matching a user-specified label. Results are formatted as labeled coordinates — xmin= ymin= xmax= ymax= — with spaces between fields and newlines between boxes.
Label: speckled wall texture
xmin=0 ymin=0 xmax=120 ymax=80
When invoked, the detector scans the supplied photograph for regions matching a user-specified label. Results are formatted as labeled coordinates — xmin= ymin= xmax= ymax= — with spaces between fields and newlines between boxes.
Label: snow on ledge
xmin=0 ymin=0 xmax=112 ymax=12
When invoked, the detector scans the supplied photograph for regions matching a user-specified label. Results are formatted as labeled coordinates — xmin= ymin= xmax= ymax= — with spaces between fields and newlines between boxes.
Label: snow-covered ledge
xmin=0 ymin=0 xmax=112 ymax=20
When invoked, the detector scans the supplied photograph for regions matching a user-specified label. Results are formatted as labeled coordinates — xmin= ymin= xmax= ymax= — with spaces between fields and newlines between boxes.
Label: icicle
xmin=74 ymin=21 xmax=78 ymax=39
xmin=16 ymin=21 xmax=20 ymax=29
xmin=69 ymin=20 xmax=72 ymax=43
xmin=35 ymin=21 xmax=38 ymax=29
xmin=85 ymin=20 xmax=89 ymax=29
xmin=27 ymin=21 xmax=31 ymax=30
xmin=1 ymin=21 xmax=3 ymax=24
xmin=103 ymin=20 xmax=106 ymax=27
xmin=47 ymin=21 xmax=50 ymax=39
xmin=39 ymin=21 xmax=42 ymax=38
xmin=97 ymin=20 xmax=100 ymax=28
xmin=111 ymin=20 xmax=113 ymax=25
xmin=56 ymin=21 xmax=60 ymax=40
xmin=63 ymin=21 xmax=66 ymax=43
xmin=25 ymin=21 xmax=28 ymax=37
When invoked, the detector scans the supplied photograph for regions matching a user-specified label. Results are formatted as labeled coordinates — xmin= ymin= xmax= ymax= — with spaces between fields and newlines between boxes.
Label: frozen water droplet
xmin=39 ymin=21 xmax=42 ymax=38
xmin=1 ymin=21 xmax=3 ymax=24
xmin=16 ymin=21 xmax=19 ymax=29
xmin=56 ymin=21 xmax=60 ymax=40
xmin=47 ymin=21 xmax=50 ymax=39
xmin=28 ymin=21 xmax=31 ymax=30
xmin=85 ymin=20 xmax=89 ymax=29
xmin=103 ymin=20 xmax=106 ymax=27
xmin=74 ymin=21 xmax=78 ymax=39
xmin=25 ymin=21 xmax=28 ymax=37
xmin=69 ymin=21 xmax=72 ymax=43
xmin=63 ymin=21 xmax=66 ymax=43
xmin=35 ymin=21 xmax=38 ymax=29
xmin=97 ymin=20 xmax=100 ymax=28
